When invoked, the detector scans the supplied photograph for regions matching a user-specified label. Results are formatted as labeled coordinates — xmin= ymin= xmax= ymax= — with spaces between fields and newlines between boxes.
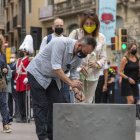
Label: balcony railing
xmin=54 ymin=0 xmax=96 ymax=16
xmin=7 ymin=22 xmax=10 ymax=32
xmin=13 ymin=14 xmax=22 ymax=28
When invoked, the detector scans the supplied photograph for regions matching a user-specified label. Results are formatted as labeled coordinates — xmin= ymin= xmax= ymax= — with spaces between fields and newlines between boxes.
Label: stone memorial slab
xmin=53 ymin=104 xmax=135 ymax=140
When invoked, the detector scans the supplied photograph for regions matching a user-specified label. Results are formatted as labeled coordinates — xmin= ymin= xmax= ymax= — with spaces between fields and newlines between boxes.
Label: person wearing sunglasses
xmin=27 ymin=35 xmax=97 ymax=140
xmin=69 ymin=10 xmax=107 ymax=103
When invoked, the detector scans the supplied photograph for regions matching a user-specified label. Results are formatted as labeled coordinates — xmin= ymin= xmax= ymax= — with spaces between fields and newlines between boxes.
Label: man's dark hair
xmin=78 ymin=35 xmax=97 ymax=49
xmin=11 ymin=53 xmax=17 ymax=58
xmin=53 ymin=18 xmax=64 ymax=25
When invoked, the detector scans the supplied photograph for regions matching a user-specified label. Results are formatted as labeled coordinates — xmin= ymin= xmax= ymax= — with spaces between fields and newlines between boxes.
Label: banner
xmin=99 ymin=0 xmax=117 ymax=45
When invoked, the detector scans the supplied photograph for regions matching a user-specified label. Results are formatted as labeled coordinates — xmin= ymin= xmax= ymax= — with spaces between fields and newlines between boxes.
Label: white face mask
xmin=108 ymin=65 xmax=110 ymax=69
xmin=10 ymin=58 xmax=15 ymax=63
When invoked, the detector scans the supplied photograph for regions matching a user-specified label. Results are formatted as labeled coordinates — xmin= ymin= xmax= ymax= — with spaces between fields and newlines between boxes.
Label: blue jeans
xmin=69 ymin=90 xmax=74 ymax=103
xmin=0 ymin=92 xmax=10 ymax=126
xmin=60 ymin=81 xmax=70 ymax=103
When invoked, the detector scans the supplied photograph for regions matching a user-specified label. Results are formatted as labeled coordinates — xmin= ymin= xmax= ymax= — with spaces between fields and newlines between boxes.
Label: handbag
xmin=0 ymin=76 xmax=7 ymax=92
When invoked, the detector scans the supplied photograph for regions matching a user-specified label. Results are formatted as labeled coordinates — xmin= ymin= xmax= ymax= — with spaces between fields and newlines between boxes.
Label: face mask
xmin=108 ymin=65 xmax=110 ymax=69
xmin=10 ymin=58 xmax=15 ymax=63
xmin=76 ymin=48 xmax=87 ymax=58
xmin=83 ymin=25 xmax=96 ymax=33
xmin=131 ymin=49 xmax=137 ymax=55
xmin=19 ymin=52 xmax=24 ymax=58
xmin=55 ymin=28 xmax=63 ymax=35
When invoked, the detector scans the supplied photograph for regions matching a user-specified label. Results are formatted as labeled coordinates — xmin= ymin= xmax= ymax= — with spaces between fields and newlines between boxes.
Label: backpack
xmin=46 ymin=34 xmax=67 ymax=44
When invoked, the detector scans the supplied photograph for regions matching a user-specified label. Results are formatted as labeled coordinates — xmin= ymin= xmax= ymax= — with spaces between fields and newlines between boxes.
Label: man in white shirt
xmin=39 ymin=18 xmax=65 ymax=52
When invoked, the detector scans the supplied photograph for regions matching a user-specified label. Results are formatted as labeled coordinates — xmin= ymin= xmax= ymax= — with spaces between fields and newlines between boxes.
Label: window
xmin=28 ymin=0 xmax=32 ymax=14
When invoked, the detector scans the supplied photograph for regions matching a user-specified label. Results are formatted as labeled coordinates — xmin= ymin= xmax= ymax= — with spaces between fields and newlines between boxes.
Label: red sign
xmin=4 ymin=41 xmax=9 ymax=48
xmin=101 ymin=13 xmax=114 ymax=25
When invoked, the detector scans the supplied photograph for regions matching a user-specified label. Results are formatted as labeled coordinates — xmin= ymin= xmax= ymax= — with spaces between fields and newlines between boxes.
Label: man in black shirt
xmin=102 ymin=60 xmax=115 ymax=103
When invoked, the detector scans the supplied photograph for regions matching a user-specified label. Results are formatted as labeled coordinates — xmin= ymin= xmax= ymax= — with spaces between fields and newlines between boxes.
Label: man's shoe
xmin=3 ymin=124 xmax=12 ymax=133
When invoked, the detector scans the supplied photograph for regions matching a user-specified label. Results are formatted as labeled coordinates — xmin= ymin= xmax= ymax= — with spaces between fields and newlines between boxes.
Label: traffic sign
xmin=4 ymin=41 xmax=9 ymax=48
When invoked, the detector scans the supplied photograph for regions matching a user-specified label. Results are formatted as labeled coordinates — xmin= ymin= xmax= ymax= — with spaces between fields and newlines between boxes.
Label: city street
xmin=0 ymin=118 xmax=140 ymax=140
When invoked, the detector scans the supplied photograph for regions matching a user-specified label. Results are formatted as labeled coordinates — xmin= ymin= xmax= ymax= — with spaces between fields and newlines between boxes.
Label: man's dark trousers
xmin=44 ymin=80 xmax=69 ymax=130
xmin=28 ymin=72 xmax=60 ymax=140
xmin=8 ymin=87 xmax=18 ymax=117
xmin=17 ymin=90 xmax=26 ymax=120
xmin=95 ymin=75 xmax=104 ymax=103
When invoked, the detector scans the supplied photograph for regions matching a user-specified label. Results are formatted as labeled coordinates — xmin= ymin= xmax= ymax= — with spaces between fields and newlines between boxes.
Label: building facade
xmin=0 ymin=0 xmax=5 ymax=35
xmin=26 ymin=0 xmax=140 ymax=66
xmin=2 ymin=0 xmax=140 ymax=66
xmin=3 ymin=0 xmax=22 ymax=53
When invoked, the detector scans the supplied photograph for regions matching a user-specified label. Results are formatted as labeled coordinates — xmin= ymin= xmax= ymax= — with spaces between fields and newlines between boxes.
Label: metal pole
xmin=117 ymin=50 xmax=121 ymax=74
xmin=21 ymin=0 xmax=26 ymax=43
xmin=16 ymin=0 xmax=26 ymax=122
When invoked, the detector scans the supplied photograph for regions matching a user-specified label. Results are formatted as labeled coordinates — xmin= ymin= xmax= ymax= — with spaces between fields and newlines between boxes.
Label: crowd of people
xmin=0 ymin=9 xmax=139 ymax=140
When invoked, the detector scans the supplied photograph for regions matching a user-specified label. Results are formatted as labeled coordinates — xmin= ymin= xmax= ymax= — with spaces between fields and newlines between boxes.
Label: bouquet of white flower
xmin=76 ymin=52 xmax=95 ymax=99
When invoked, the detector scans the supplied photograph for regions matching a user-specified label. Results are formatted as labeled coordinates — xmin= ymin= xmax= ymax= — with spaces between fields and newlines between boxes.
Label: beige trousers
xmin=75 ymin=80 xmax=98 ymax=103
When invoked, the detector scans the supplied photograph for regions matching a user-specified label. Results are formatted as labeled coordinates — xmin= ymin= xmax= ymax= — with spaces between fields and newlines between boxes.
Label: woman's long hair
xmin=124 ymin=43 xmax=139 ymax=59
xmin=0 ymin=34 xmax=4 ymax=54
xmin=79 ymin=10 xmax=100 ymax=38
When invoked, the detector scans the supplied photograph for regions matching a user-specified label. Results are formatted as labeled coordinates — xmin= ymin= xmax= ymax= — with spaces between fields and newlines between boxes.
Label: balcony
xmin=128 ymin=0 xmax=140 ymax=12
xmin=13 ymin=15 xmax=22 ymax=29
xmin=54 ymin=0 xmax=96 ymax=17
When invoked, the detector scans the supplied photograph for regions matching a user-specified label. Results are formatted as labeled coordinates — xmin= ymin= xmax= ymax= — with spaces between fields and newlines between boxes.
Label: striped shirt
xmin=26 ymin=37 xmax=82 ymax=90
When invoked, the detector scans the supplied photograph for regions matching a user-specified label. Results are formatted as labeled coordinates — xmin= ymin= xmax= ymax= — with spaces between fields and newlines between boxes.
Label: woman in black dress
xmin=119 ymin=43 xmax=139 ymax=104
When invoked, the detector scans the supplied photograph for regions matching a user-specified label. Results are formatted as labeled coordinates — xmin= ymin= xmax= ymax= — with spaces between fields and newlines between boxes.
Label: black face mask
xmin=19 ymin=52 xmax=24 ymax=58
xmin=76 ymin=48 xmax=87 ymax=58
xmin=55 ymin=28 xmax=63 ymax=35
xmin=131 ymin=49 xmax=137 ymax=55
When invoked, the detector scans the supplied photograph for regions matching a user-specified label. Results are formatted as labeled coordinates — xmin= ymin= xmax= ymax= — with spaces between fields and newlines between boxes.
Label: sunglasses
xmin=83 ymin=12 xmax=95 ymax=16
xmin=64 ymin=64 xmax=71 ymax=74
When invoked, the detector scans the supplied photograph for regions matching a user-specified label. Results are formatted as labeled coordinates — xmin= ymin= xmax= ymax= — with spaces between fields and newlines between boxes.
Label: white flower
xmin=91 ymin=52 xmax=96 ymax=56
xmin=88 ymin=52 xmax=96 ymax=62
xmin=76 ymin=67 xmax=82 ymax=72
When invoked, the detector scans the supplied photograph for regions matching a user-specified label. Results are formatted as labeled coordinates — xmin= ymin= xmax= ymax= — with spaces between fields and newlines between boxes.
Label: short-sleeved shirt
xmin=27 ymin=37 xmax=82 ymax=90
xmin=39 ymin=33 xmax=64 ymax=52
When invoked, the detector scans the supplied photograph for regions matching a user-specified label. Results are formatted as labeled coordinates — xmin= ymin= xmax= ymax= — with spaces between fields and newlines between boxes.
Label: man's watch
xmin=75 ymin=93 xmax=79 ymax=98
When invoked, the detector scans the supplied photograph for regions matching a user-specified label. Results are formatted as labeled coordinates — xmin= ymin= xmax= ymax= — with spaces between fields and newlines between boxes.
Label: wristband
xmin=128 ymin=77 xmax=131 ymax=80
xmin=126 ymin=76 xmax=128 ymax=79
xmin=75 ymin=93 xmax=79 ymax=98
